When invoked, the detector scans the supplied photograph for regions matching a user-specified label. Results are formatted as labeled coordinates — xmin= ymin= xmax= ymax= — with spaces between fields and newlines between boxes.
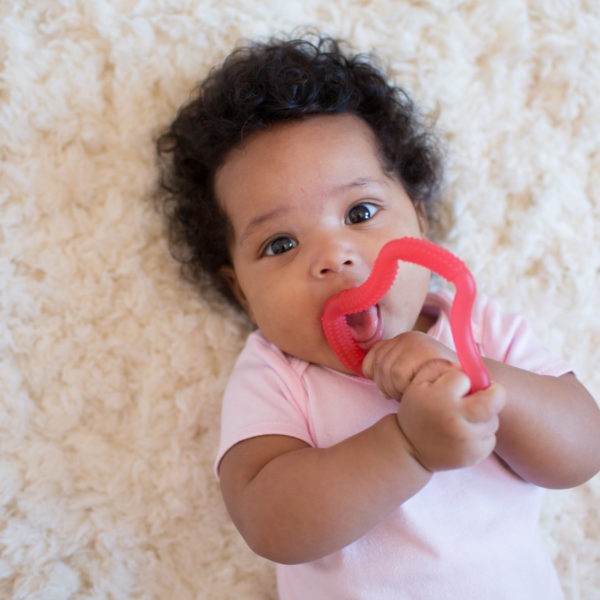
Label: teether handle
xmin=321 ymin=238 xmax=490 ymax=393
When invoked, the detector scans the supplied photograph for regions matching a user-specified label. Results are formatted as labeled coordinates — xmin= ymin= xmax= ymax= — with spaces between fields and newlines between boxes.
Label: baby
xmin=156 ymin=33 xmax=600 ymax=599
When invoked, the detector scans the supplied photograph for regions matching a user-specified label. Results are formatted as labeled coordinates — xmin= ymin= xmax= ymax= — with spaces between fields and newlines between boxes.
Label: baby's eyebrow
xmin=239 ymin=206 xmax=290 ymax=244
xmin=334 ymin=176 xmax=380 ymax=192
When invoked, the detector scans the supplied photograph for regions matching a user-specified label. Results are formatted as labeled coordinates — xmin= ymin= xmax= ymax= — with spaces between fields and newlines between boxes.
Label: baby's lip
xmin=345 ymin=305 xmax=383 ymax=351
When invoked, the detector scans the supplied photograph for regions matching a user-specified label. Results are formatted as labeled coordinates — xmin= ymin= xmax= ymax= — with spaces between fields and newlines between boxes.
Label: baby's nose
xmin=311 ymin=240 xmax=359 ymax=278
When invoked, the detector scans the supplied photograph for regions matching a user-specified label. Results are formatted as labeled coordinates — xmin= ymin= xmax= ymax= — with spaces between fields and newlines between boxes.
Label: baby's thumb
xmin=361 ymin=348 xmax=376 ymax=380
xmin=463 ymin=383 xmax=506 ymax=423
xmin=411 ymin=358 xmax=460 ymax=387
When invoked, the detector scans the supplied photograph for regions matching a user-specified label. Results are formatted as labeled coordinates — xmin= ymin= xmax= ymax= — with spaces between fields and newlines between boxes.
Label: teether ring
xmin=321 ymin=237 xmax=490 ymax=392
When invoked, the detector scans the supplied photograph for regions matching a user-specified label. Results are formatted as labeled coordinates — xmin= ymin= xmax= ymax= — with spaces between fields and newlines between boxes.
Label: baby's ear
xmin=219 ymin=265 xmax=255 ymax=321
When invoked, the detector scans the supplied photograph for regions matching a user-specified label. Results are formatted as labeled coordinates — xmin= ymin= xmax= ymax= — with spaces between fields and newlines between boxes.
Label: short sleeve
xmin=473 ymin=294 xmax=572 ymax=377
xmin=214 ymin=332 xmax=315 ymax=477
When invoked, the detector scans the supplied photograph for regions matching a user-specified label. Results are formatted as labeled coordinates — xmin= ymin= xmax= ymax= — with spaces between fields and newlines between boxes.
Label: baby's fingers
xmin=411 ymin=358 xmax=468 ymax=391
xmin=462 ymin=383 xmax=506 ymax=423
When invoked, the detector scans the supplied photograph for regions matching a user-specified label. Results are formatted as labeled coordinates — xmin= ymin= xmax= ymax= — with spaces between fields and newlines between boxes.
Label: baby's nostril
xmin=319 ymin=259 xmax=353 ymax=276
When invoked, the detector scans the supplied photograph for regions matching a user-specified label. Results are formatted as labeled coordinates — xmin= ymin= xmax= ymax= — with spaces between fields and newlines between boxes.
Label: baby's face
xmin=216 ymin=114 xmax=431 ymax=374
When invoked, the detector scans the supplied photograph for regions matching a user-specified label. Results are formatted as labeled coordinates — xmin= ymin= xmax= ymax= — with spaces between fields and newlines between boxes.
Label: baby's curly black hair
xmin=156 ymin=33 xmax=444 ymax=309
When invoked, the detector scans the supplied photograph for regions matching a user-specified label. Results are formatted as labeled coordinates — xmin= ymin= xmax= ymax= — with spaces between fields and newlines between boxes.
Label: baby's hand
xmin=362 ymin=333 xmax=506 ymax=471
xmin=362 ymin=332 xmax=456 ymax=399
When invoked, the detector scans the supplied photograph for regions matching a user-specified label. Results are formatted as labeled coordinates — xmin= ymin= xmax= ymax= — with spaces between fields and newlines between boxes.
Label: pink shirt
xmin=216 ymin=291 xmax=571 ymax=599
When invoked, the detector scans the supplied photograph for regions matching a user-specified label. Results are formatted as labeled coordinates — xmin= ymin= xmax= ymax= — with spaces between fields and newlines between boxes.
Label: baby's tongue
xmin=345 ymin=305 xmax=378 ymax=344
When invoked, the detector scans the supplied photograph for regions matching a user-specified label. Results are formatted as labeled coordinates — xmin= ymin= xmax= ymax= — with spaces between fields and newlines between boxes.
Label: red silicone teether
xmin=321 ymin=237 xmax=490 ymax=393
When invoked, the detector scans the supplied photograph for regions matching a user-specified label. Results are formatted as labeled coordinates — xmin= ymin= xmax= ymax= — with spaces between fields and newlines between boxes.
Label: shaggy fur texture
xmin=1 ymin=1 xmax=598 ymax=598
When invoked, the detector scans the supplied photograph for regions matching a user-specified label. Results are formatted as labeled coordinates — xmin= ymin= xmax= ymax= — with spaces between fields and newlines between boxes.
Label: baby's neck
xmin=414 ymin=311 xmax=436 ymax=333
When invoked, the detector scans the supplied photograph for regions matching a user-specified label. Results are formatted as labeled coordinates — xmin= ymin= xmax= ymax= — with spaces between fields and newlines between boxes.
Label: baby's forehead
xmin=220 ymin=126 xmax=379 ymax=191
xmin=217 ymin=113 xmax=381 ymax=178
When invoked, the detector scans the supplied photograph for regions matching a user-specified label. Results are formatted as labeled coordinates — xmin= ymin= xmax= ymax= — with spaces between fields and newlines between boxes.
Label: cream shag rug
xmin=1 ymin=1 xmax=599 ymax=598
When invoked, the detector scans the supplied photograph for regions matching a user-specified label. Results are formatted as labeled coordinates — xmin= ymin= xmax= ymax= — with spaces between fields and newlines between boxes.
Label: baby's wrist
xmin=392 ymin=414 xmax=432 ymax=474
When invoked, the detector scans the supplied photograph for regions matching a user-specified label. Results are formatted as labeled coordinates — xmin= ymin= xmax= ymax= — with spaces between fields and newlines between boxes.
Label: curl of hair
xmin=156 ymin=33 xmax=443 ymax=308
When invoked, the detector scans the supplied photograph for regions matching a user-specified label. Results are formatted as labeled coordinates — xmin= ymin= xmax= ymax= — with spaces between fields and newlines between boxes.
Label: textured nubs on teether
xmin=324 ymin=316 xmax=365 ymax=375
xmin=321 ymin=254 xmax=399 ymax=376
xmin=322 ymin=236 xmax=490 ymax=389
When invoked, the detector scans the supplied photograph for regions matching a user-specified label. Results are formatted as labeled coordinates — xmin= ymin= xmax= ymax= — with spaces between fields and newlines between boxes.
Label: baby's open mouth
xmin=345 ymin=305 xmax=382 ymax=351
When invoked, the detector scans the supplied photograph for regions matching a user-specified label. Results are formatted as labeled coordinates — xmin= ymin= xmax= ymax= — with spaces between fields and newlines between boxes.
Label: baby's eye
xmin=345 ymin=202 xmax=380 ymax=225
xmin=264 ymin=236 xmax=298 ymax=256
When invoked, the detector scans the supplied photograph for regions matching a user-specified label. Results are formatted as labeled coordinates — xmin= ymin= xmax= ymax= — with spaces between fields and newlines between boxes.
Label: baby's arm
xmin=364 ymin=332 xmax=600 ymax=489
xmin=219 ymin=418 xmax=429 ymax=564
xmin=486 ymin=362 xmax=600 ymax=488
xmin=218 ymin=357 xmax=502 ymax=564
